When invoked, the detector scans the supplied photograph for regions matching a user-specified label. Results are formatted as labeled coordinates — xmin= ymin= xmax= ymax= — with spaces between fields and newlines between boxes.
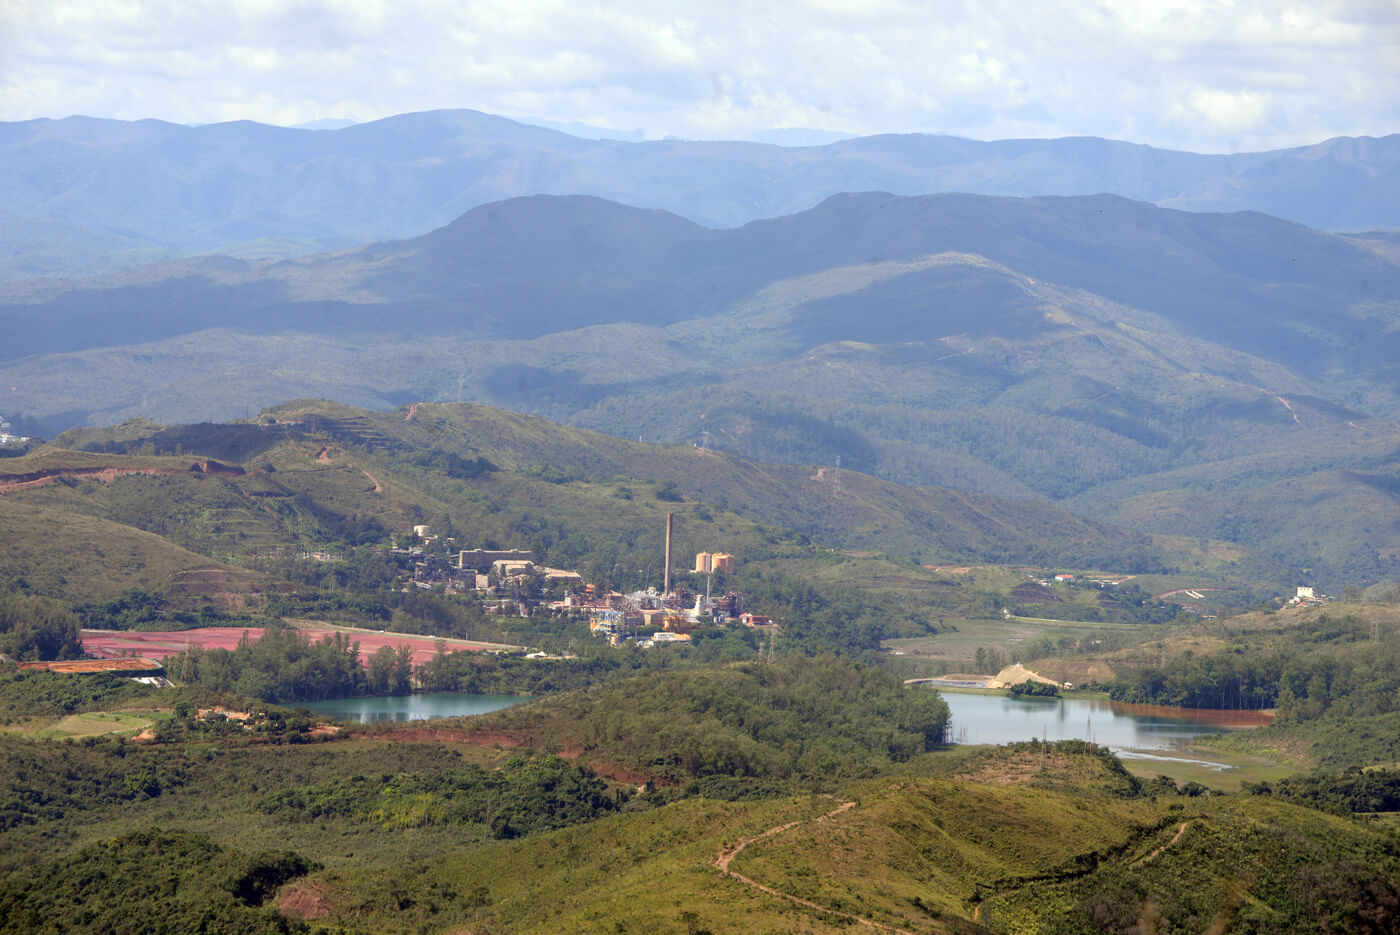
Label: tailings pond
xmin=302 ymin=690 xmax=1266 ymax=770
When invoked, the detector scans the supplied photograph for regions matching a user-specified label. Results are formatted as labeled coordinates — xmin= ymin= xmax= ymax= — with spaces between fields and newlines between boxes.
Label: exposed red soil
xmin=0 ymin=460 xmax=243 ymax=494
xmin=277 ymin=882 xmax=332 ymax=920
xmin=580 ymin=761 xmax=654 ymax=786
xmin=82 ymin=627 xmax=262 ymax=658
xmin=1011 ymin=582 xmax=1062 ymax=603
xmin=1106 ymin=701 xmax=1274 ymax=728
xmin=80 ymin=626 xmax=499 ymax=667
xmin=356 ymin=728 xmax=523 ymax=747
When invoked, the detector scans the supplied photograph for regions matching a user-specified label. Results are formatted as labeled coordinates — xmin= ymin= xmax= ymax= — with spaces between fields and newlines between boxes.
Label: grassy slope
xmin=267 ymin=399 xmax=1160 ymax=567
xmin=16 ymin=398 xmax=1166 ymax=580
xmin=297 ymin=743 xmax=1399 ymax=934
xmin=0 ymin=498 xmax=264 ymax=603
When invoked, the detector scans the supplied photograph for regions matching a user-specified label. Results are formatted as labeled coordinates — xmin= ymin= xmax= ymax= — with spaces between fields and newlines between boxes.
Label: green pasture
xmin=885 ymin=615 xmax=1157 ymax=666
xmin=15 ymin=709 xmax=159 ymax=740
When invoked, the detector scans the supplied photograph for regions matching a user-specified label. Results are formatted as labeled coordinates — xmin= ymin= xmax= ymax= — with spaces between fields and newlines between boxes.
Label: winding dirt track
xmin=971 ymin=819 xmax=1197 ymax=926
xmin=714 ymin=801 xmax=918 ymax=934
xmin=1134 ymin=820 xmax=1192 ymax=866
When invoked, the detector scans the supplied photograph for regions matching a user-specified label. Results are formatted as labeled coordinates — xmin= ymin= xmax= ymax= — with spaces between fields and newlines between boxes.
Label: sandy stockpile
xmin=985 ymin=663 xmax=1060 ymax=689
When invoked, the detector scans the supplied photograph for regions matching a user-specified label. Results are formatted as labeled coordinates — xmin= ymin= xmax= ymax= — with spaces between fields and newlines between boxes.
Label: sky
xmin=1 ymin=0 xmax=1396 ymax=152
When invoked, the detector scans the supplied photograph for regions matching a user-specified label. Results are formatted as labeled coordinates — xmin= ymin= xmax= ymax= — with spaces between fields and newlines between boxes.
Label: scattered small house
xmin=1289 ymin=585 xmax=1327 ymax=605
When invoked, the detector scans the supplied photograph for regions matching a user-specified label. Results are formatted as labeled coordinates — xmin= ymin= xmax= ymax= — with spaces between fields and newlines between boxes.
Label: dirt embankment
xmin=277 ymin=882 xmax=332 ymax=920
xmin=0 ymin=459 xmax=244 ymax=493
xmin=356 ymin=727 xmax=523 ymax=747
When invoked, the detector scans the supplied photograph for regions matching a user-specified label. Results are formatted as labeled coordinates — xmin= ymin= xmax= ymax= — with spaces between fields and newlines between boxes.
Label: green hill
xmin=1 ymin=684 xmax=1395 ymax=935
xmin=3 ymin=192 xmax=1398 ymax=585
xmin=27 ymin=399 xmax=1160 ymax=576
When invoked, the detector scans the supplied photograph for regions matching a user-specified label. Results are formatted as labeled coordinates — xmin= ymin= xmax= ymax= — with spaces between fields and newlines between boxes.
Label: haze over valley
xmin=3 ymin=176 xmax=1398 ymax=587
xmin=3 ymin=5 xmax=1400 ymax=928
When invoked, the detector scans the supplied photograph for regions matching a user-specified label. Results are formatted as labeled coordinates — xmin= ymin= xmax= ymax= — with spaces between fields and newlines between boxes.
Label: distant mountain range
xmin=1 ymin=108 xmax=1397 ymax=280
xmin=2 ymin=191 xmax=1398 ymax=585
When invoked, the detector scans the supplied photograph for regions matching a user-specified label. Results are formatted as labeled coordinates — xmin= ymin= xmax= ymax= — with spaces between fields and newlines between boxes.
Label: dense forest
xmin=1109 ymin=614 xmax=1400 ymax=719
xmin=0 ymin=590 xmax=82 ymax=661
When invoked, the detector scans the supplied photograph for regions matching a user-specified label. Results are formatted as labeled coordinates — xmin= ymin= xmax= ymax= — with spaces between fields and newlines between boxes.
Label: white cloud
xmin=0 ymin=0 xmax=1394 ymax=150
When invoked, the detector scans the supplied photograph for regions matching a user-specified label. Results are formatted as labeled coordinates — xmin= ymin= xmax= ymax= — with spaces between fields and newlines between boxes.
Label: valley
xmin=2 ymin=396 xmax=1397 ymax=932
xmin=3 ymin=104 xmax=1400 ymax=935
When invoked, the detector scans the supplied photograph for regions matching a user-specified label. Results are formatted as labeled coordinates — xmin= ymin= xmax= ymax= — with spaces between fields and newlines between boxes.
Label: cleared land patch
xmin=80 ymin=625 xmax=515 ymax=667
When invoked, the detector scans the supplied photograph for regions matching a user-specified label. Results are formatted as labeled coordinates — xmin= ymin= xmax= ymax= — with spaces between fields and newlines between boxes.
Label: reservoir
xmin=301 ymin=690 xmax=1265 ymax=767
xmin=302 ymin=692 xmax=528 ymax=723
xmin=939 ymin=691 xmax=1269 ymax=763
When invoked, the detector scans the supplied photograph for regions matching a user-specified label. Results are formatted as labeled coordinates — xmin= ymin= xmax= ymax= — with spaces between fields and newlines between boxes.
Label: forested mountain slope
xmin=2 ymin=400 xmax=1154 ymax=604
xmin=3 ymin=192 xmax=1398 ymax=584
xmin=2 ymin=110 xmax=1397 ymax=281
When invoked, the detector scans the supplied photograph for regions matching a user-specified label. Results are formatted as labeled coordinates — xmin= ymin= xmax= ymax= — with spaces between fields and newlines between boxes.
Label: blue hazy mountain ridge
xmin=1 ymin=108 xmax=1397 ymax=280
xmin=3 ymin=192 xmax=1396 ymax=399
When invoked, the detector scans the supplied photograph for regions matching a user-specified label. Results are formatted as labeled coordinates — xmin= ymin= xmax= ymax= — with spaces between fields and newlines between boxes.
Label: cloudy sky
xmin=1 ymin=0 xmax=1396 ymax=152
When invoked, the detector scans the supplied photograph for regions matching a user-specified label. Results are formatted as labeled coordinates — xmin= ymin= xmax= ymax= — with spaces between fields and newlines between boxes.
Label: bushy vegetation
xmin=985 ymin=798 xmax=1400 ymax=935
xmin=0 ymin=828 xmax=314 ymax=934
xmin=0 ymin=669 xmax=159 ymax=717
xmin=79 ymin=587 xmax=269 ymax=632
xmin=260 ymin=755 xmax=618 ymax=839
xmin=467 ymin=654 xmax=950 ymax=784
xmin=1008 ymin=679 xmax=1060 ymax=697
xmin=1111 ymin=614 xmax=1400 ymax=717
xmin=406 ymin=450 xmax=497 ymax=480
xmin=734 ymin=566 xmax=941 ymax=653
xmin=1244 ymin=769 xmax=1400 ymax=816
xmin=0 ymin=589 xmax=81 ymax=660
xmin=170 ymin=627 xmax=368 ymax=703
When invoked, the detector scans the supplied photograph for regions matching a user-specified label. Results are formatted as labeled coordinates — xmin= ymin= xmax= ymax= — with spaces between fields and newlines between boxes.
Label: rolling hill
xmin=0 ymin=399 xmax=1157 ymax=607
xmin=2 ymin=192 xmax=1398 ymax=584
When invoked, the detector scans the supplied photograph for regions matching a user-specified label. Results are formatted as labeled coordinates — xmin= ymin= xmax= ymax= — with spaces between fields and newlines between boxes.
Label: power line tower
xmin=831 ymin=455 xmax=842 ymax=496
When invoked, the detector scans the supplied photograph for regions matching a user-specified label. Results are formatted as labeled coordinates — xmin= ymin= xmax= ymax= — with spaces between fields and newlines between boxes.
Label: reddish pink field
xmin=80 ymin=627 xmax=493 ymax=667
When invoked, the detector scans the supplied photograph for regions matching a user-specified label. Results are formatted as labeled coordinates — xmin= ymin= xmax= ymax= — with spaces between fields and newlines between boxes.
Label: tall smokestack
xmin=664 ymin=512 xmax=673 ymax=594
